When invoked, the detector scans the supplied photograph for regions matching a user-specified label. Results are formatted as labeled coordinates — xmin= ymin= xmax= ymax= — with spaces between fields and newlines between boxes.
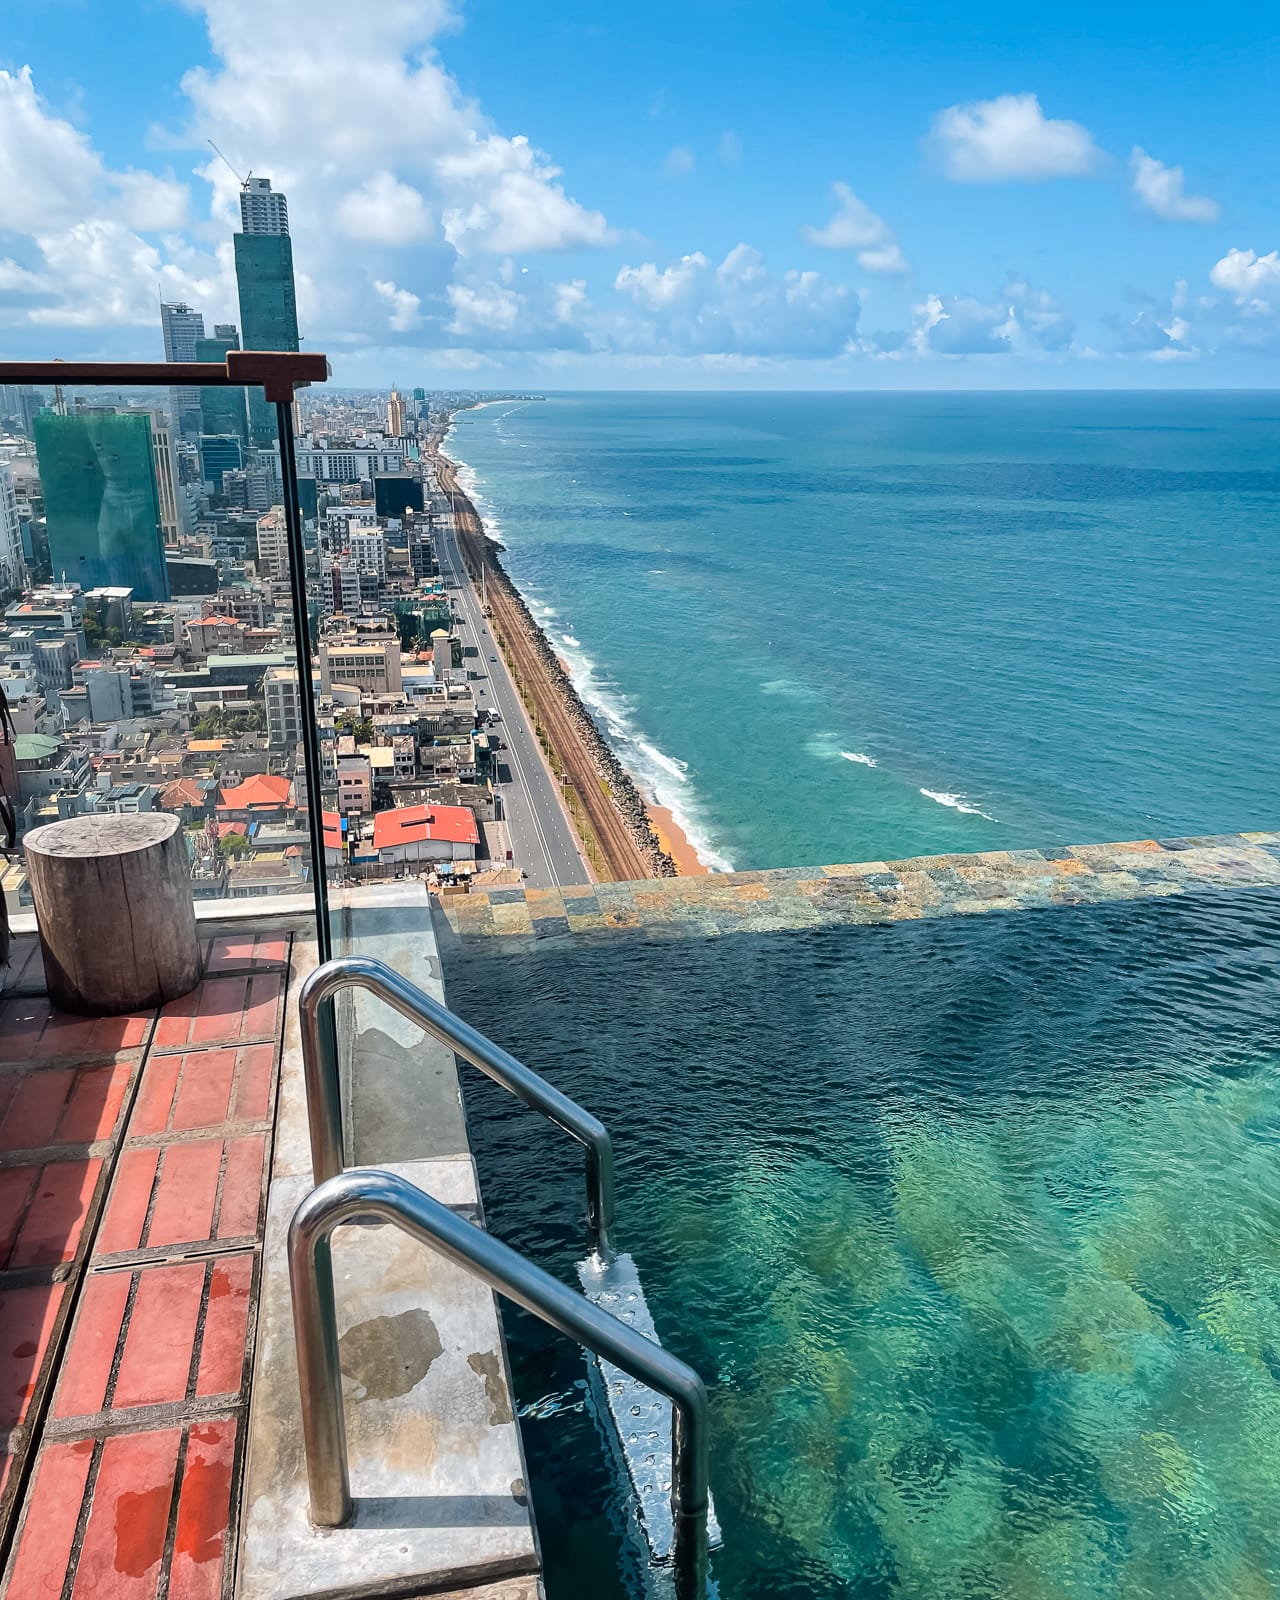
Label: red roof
xmin=371 ymin=804 xmax=478 ymax=851
xmin=160 ymin=778 xmax=205 ymax=810
xmin=218 ymin=773 xmax=292 ymax=811
xmin=321 ymin=810 xmax=343 ymax=852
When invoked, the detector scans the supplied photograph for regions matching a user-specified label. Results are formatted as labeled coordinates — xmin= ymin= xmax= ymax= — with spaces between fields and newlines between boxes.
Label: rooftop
xmin=372 ymin=803 xmax=479 ymax=850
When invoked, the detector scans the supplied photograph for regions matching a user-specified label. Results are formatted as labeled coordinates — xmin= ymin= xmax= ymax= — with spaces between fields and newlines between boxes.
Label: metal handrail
xmin=298 ymin=955 xmax=616 ymax=1257
xmin=290 ymin=1169 xmax=710 ymax=1597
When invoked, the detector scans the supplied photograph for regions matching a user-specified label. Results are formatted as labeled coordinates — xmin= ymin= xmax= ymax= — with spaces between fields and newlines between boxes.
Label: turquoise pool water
xmin=446 ymin=889 xmax=1280 ymax=1600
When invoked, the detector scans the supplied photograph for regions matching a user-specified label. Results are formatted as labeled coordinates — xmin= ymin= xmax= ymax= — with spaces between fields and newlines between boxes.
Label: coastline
xmin=431 ymin=419 xmax=681 ymax=880
xmin=648 ymin=805 xmax=710 ymax=876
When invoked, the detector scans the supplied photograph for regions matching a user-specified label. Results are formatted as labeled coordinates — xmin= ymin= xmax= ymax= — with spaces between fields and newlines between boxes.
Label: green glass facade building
xmin=196 ymin=327 xmax=248 ymax=449
xmin=35 ymin=411 xmax=169 ymax=600
xmin=234 ymin=232 xmax=300 ymax=446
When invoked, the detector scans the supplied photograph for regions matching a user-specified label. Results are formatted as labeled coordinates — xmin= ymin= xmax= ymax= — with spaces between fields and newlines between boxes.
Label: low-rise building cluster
xmin=0 ymin=377 xmax=528 ymax=920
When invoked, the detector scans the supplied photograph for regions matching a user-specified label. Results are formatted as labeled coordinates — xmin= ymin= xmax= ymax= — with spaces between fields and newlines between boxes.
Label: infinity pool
xmin=445 ymin=888 xmax=1280 ymax=1600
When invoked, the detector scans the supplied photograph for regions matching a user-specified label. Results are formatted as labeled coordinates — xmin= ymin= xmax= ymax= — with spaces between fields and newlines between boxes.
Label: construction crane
xmin=207 ymin=139 xmax=251 ymax=190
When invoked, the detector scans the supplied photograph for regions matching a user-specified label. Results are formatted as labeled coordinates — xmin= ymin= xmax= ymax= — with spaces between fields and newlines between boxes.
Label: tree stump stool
xmin=24 ymin=813 xmax=201 ymax=1016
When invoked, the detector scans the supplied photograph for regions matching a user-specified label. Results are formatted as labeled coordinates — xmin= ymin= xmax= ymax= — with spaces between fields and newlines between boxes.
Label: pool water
xmin=445 ymin=889 xmax=1280 ymax=1600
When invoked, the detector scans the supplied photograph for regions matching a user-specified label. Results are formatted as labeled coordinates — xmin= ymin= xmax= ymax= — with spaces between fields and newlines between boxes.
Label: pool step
xmin=578 ymin=1251 xmax=721 ymax=1566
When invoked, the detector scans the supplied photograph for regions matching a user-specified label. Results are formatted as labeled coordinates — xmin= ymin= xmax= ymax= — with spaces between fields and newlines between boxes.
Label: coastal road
xmin=433 ymin=501 xmax=592 ymax=890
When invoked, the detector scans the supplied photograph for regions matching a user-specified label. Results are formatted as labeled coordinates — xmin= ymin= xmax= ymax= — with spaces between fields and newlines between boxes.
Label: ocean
xmin=447 ymin=391 xmax=1280 ymax=872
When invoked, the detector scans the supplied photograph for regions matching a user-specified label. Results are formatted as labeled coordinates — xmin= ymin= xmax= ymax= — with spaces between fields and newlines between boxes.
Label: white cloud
xmin=114 ymin=171 xmax=190 ymax=231
xmin=664 ymin=145 xmax=695 ymax=177
xmin=615 ymin=252 xmax=710 ymax=310
xmin=612 ymin=244 xmax=858 ymax=357
xmin=929 ymin=93 xmax=1102 ymax=182
xmin=373 ymin=279 xmax=422 ymax=331
xmin=1130 ymin=148 xmax=1220 ymax=223
xmin=801 ymin=183 xmax=909 ymax=274
xmin=1209 ymin=247 xmax=1280 ymax=311
xmin=447 ymin=281 xmax=522 ymax=334
xmin=907 ymin=276 xmax=1074 ymax=356
xmin=436 ymin=134 xmax=613 ymax=252
xmin=337 ymin=174 xmax=433 ymax=243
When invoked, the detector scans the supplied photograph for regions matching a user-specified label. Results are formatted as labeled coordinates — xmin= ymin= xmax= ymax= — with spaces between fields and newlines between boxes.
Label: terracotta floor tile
xmin=154 ymin=974 xmax=283 ymax=1051
xmin=0 ymin=1281 xmax=65 ymax=1430
xmin=169 ymin=1419 xmax=237 ymax=1600
xmin=53 ymin=1273 xmax=132 ymax=1422
xmin=54 ymin=1064 xmax=133 ymax=1146
xmin=93 ymin=1147 xmax=159 ymax=1258
xmin=230 ymin=1042 xmax=275 ymax=1124
xmin=112 ymin=1262 xmax=205 ymax=1410
xmin=0 ymin=1070 xmax=74 ymax=1153
xmin=195 ymin=1255 xmax=253 ymax=1399
xmin=10 ymin=1159 xmax=102 ymax=1269
xmin=0 ymin=1165 xmax=39 ymax=1265
xmin=0 ymin=999 xmax=54 ymax=1063
xmin=35 ymin=1010 xmax=150 ymax=1061
xmin=171 ymin=1048 xmax=238 ymax=1133
xmin=217 ymin=1134 xmax=267 ymax=1240
xmin=145 ymin=1142 xmax=221 ymax=1250
xmin=125 ymin=1053 xmax=182 ymax=1140
xmin=3 ymin=1438 xmax=95 ymax=1599
xmin=73 ymin=1428 xmax=180 ymax=1599
xmin=203 ymin=933 xmax=289 ymax=973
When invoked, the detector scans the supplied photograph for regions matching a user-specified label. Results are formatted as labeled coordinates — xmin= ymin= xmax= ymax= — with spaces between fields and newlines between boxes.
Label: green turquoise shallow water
xmin=447 ymin=888 xmax=1280 ymax=1599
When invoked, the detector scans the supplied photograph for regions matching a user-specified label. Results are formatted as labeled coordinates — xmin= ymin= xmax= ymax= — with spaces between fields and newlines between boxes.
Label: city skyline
xmin=0 ymin=1 xmax=1277 ymax=388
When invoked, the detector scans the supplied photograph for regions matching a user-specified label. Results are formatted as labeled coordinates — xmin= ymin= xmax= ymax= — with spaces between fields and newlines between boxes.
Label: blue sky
xmin=2 ymin=0 xmax=1278 ymax=387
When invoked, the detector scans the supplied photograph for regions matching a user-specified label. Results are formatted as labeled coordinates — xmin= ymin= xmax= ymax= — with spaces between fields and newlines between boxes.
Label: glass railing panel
xmin=0 ymin=376 xmax=325 ymax=947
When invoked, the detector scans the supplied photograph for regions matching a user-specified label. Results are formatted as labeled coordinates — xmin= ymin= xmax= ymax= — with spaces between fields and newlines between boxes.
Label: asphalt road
xmin=434 ymin=514 xmax=591 ymax=889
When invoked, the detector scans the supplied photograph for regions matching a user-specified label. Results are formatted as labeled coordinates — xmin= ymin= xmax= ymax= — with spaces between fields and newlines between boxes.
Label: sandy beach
xmin=647 ymin=805 xmax=710 ymax=876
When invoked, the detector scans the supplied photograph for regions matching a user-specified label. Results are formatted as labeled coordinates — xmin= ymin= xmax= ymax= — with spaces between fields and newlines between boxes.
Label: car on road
xmin=489 ymin=655 xmax=497 ymax=662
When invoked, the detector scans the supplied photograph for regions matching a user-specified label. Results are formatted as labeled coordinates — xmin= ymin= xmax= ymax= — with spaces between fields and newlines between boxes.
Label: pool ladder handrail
xmin=291 ymin=1168 xmax=711 ymax=1597
xmin=298 ymin=954 xmax=616 ymax=1257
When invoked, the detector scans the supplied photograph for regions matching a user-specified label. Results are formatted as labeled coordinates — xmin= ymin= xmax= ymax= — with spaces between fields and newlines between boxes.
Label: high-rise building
xmin=196 ymin=324 xmax=248 ymax=448
xmin=255 ymin=507 xmax=290 ymax=580
xmin=386 ymin=389 xmax=406 ymax=437
xmin=200 ymin=434 xmax=244 ymax=490
xmin=34 ymin=411 xmax=169 ymax=600
xmin=0 ymin=458 xmax=23 ymax=590
xmin=233 ymin=179 xmax=299 ymax=448
xmin=159 ymin=301 xmax=206 ymax=441
xmin=240 ymin=177 xmax=289 ymax=236
xmin=264 ymin=666 xmax=303 ymax=749
xmin=149 ymin=413 xmax=183 ymax=545
xmin=348 ymin=529 xmax=386 ymax=582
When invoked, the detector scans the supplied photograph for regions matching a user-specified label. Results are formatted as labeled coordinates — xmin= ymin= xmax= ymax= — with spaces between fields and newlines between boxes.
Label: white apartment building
xmin=256 ymin=508 xmax=289 ymax=580
xmin=297 ymin=446 xmax=404 ymax=483
xmin=240 ymin=177 xmax=289 ymax=236
xmin=348 ymin=529 xmax=386 ymax=581
xmin=264 ymin=666 xmax=302 ymax=749
xmin=0 ymin=458 xmax=23 ymax=590
xmin=318 ymin=634 xmax=403 ymax=695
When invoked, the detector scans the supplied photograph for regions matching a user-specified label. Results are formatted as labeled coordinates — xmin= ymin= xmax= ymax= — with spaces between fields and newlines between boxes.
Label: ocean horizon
xmin=447 ymin=390 xmax=1280 ymax=873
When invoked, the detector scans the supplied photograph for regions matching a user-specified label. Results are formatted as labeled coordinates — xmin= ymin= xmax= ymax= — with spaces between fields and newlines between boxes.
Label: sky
xmin=1 ymin=0 xmax=1278 ymax=389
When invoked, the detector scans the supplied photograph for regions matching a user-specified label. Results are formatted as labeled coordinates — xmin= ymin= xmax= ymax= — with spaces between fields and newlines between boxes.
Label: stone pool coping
xmin=432 ymin=832 xmax=1280 ymax=941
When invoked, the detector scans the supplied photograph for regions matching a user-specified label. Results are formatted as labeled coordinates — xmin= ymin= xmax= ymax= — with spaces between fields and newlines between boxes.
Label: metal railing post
xmin=297 ymin=955 xmax=616 ymax=1257
xmin=275 ymin=396 xmax=332 ymax=965
xmin=288 ymin=1169 xmax=708 ymax=1595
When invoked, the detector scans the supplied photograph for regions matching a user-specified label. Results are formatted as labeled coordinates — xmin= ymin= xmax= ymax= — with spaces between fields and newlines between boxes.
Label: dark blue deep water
xmin=449 ymin=391 xmax=1280 ymax=871
xmin=446 ymin=889 xmax=1280 ymax=1600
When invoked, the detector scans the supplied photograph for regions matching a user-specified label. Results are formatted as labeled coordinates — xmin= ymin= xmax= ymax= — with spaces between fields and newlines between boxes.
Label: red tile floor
xmin=0 ymin=934 xmax=290 ymax=1598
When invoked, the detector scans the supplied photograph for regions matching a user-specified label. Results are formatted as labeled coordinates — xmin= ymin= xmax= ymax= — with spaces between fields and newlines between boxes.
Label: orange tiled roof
xmin=218 ymin=773 xmax=292 ymax=810
xmin=371 ymin=803 xmax=477 ymax=851
xmin=160 ymin=778 xmax=205 ymax=810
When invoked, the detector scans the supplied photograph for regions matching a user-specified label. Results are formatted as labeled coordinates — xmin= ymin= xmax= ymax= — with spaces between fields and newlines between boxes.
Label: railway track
xmin=436 ymin=457 xmax=654 ymax=881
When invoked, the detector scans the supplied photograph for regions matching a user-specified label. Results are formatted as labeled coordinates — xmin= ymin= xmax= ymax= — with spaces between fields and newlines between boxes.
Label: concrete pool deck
xmin=433 ymin=832 xmax=1280 ymax=943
